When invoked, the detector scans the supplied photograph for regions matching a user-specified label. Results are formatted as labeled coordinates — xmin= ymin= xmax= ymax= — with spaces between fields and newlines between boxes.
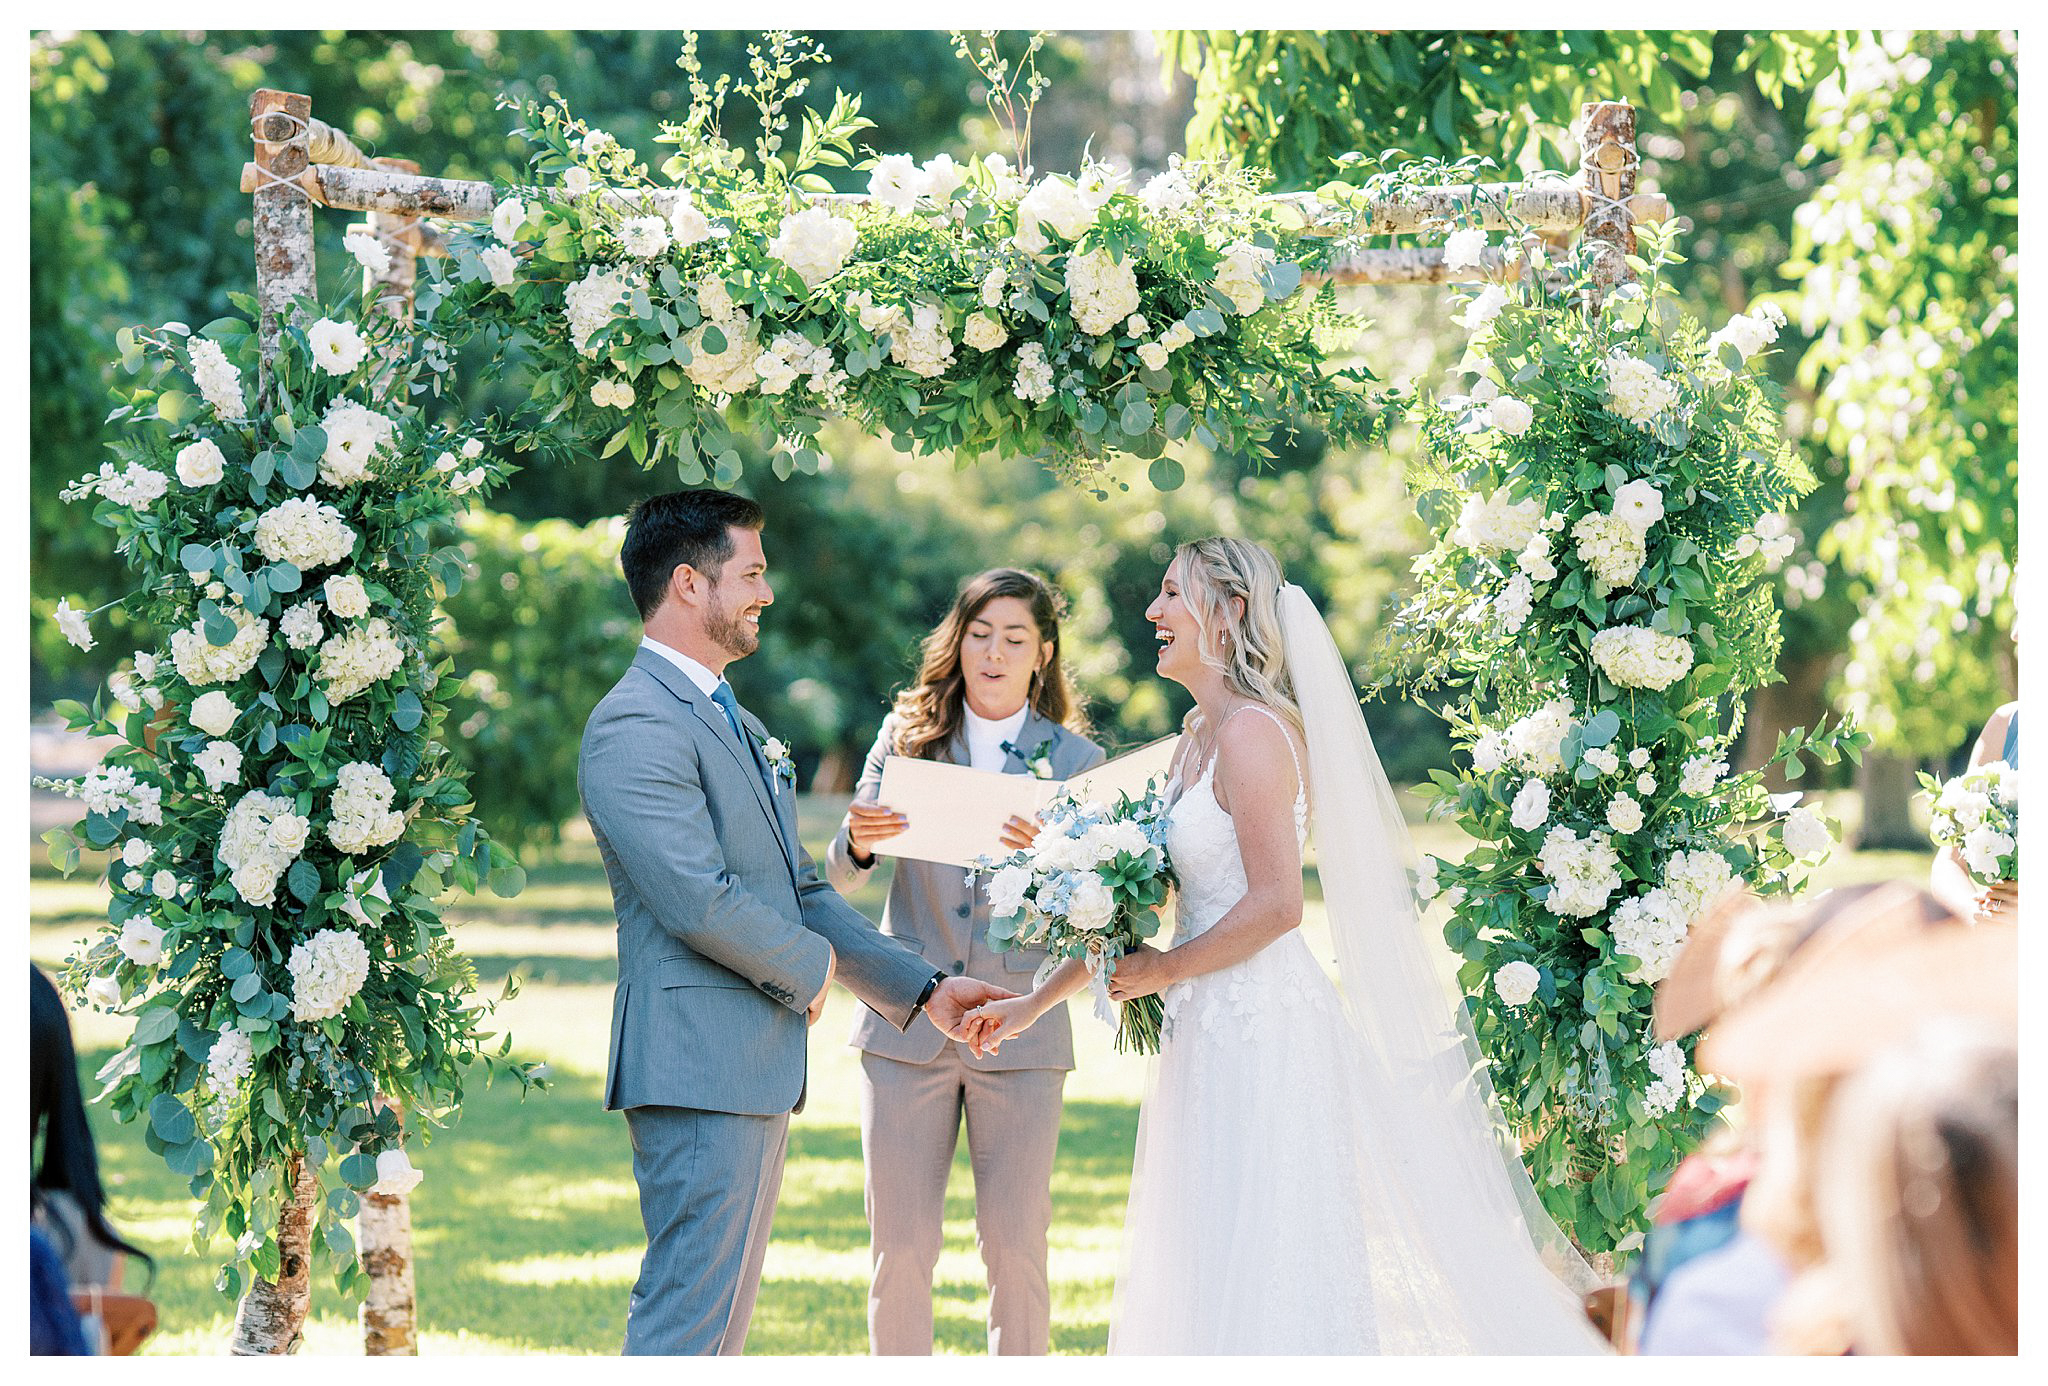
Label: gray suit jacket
xmin=826 ymin=710 xmax=1105 ymax=1071
xmin=580 ymin=648 xmax=935 ymax=1116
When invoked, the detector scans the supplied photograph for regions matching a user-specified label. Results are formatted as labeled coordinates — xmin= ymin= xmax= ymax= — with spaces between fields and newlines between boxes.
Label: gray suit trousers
xmin=623 ymin=1106 xmax=790 ymax=1355
xmin=860 ymin=1050 xmax=1066 ymax=1355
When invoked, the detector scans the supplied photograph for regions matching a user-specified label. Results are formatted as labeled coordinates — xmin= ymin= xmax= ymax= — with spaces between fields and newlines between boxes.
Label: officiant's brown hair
xmin=890 ymin=568 xmax=1088 ymax=761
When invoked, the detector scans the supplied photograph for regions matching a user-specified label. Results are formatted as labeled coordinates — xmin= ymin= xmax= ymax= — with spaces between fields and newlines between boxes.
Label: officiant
xmin=826 ymin=568 xmax=1104 ymax=1356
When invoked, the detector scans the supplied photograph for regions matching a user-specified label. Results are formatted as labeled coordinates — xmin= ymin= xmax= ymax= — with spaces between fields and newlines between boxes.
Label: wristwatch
xmin=909 ymin=969 xmax=947 ymax=1022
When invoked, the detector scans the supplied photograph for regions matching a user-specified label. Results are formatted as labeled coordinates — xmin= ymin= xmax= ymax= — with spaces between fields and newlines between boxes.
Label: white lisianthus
xmin=255 ymin=496 xmax=357 ymax=569
xmin=980 ymin=153 xmax=1026 ymax=200
xmin=123 ymin=870 xmax=144 ymax=892
xmin=323 ymin=574 xmax=370 ymax=620
xmin=1590 ymin=625 xmax=1695 ymax=691
xmin=207 ymin=1027 xmax=254 ymax=1098
xmin=190 ymin=690 xmax=240 ymax=737
xmin=176 ymin=438 xmax=228 ymax=487
xmin=118 ymin=920 xmax=166 ymax=967
xmin=963 ymin=312 xmax=1008 ymax=352
xmin=1065 ymin=249 xmax=1142 ymax=336
xmin=1443 ymin=226 xmax=1489 ymax=271
xmin=450 ymin=467 xmax=489 ymax=495
xmin=491 ymin=195 xmax=528 ymax=245
xmin=279 ymin=600 xmax=324 ymax=651
xmin=480 ymin=244 xmax=517 ymax=289
xmin=1606 ymin=792 xmax=1645 ymax=835
xmin=590 ymin=377 xmax=635 ymax=408
xmin=1604 ymin=351 xmax=1680 ymax=427
xmin=1160 ymin=320 xmax=1196 ymax=353
xmin=768 ymin=207 xmax=858 ymax=290
xmin=979 ymin=265 xmax=1008 ymax=309
xmin=1065 ymin=874 xmax=1118 ymax=934
xmin=1629 ymin=748 xmax=1652 ymax=770
xmin=1416 ymin=856 xmax=1441 ymax=901
xmin=1612 ymin=479 xmax=1666 ymax=532
xmin=372 ymin=1147 xmax=425 ymax=1197
xmin=1637 ymin=772 xmax=1658 ymax=796
xmin=921 ymin=153 xmax=967 ymax=204
xmin=1961 ymin=824 xmax=2017 ymax=879
xmin=1510 ymin=779 xmax=1551 ymax=831
xmin=1468 ymin=378 xmax=1501 ymax=405
xmin=85 ymin=975 xmax=123 ymax=1010
xmin=1489 ymin=395 xmax=1534 ymax=436
xmin=1493 ymin=961 xmax=1541 ymax=1007
xmin=318 ymin=398 xmax=398 ymax=487
xmin=343 ymin=226 xmax=392 ymax=276
xmin=288 ymin=927 xmax=371 ymax=1022
xmin=54 ymin=599 xmax=95 ymax=652
xmin=1781 ymin=806 xmax=1833 ymax=861
xmin=1517 ymin=533 xmax=1558 ymax=582
xmin=867 ymin=153 xmax=926 ymax=213
xmin=307 ymin=318 xmax=369 ymax=375
xmin=1213 ymin=241 xmax=1277 ymax=316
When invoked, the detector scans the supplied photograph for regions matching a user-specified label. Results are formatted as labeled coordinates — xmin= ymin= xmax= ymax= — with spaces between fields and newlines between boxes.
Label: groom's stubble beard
xmin=703 ymin=578 xmax=761 ymax=660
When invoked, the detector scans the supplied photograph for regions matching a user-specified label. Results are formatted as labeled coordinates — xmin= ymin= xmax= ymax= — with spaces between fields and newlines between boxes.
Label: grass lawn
xmin=28 ymin=788 xmax=1926 ymax=1355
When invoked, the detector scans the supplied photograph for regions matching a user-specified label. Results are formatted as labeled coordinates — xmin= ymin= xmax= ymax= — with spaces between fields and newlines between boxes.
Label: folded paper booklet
xmin=872 ymin=733 xmax=1182 ymax=869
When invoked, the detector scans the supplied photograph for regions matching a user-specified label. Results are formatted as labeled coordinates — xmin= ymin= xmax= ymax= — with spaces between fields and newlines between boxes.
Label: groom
xmin=579 ymin=489 xmax=1017 ymax=1355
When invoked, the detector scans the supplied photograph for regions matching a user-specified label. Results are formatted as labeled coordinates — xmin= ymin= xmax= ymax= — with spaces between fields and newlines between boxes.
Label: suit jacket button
xmin=951 ymin=961 xmax=964 ymax=975
xmin=956 ymin=904 xmax=972 ymax=919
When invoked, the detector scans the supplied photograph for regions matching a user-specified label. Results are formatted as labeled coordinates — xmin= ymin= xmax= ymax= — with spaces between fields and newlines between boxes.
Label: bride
xmin=963 ymin=538 xmax=1606 ymax=1354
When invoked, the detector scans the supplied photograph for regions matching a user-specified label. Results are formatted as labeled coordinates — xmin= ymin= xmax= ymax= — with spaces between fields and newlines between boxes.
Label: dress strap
xmin=1220 ymin=703 xmax=1307 ymax=805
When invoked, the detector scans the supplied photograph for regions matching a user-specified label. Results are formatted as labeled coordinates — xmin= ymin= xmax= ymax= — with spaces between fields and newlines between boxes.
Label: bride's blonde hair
xmin=1173 ymin=537 xmax=1303 ymax=736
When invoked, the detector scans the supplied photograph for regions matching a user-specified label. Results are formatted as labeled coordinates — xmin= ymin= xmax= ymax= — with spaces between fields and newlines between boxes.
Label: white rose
xmin=121 ymin=837 xmax=153 ymax=868
xmin=668 ymin=192 xmax=714 ymax=247
xmin=1781 ymin=806 xmax=1833 ymax=860
xmin=1065 ymin=874 xmax=1118 ymax=934
xmin=190 ymin=691 xmax=240 ymax=738
xmin=767 ymin=207 xmax=859 ymax=290
xmin=1469 ymin=378 xmax=1501 ymax=404
xmin=269 ymin=812 xmax=312 ymax=857
xmin=1457 ymin=283 xmax=1509 ymax=332
xmin=1015 ymin=176 xmax=1097 ymax=250
xmin=151 ymin=868 xmax=179 ymax=899
xmin=175 ymin=438 xmax=227 ymax=487
xmin=1213 ymin=241 xmax=1276 ymax=316
xmin=1606 ymin=793 xmax=1645 ymax=834
xmin=1628 ymin=748 xmax=1652 ymax=770
xmin=371 ymin=1147 xmax=425 ymax=1197
xmin=118 ymin=920 xmax=166 ymax=966
xmin=1613 ymin=479 xmax=1666 ymax=531
xmin=963 ymin=312 xmax=1009 ymax=352
xmin=985 ymin=864 xmax=1034 ymax=918
xmin=563 ymin=166 xmax=593 ymax=197
xmin=921 ymin=153 xmax=967 ymax=204
xmin=1493 ymin=961 xmax=1541 ymax=1007
xmin=324 ymin=574 xmax=370 ymax=619
xmin=1137 ymin=342 xmax=1169 ymax=371
xmin=306 ymin=318 xmax=369 ymax=376
xmin=1510 ymin=779 xmax=1551 ymax=831
xmin=1489 ymin=396 xmax=1533 ymax=436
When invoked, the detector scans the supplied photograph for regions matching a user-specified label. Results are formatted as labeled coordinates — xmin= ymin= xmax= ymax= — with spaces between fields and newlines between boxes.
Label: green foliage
xmin=1376 ymin=210 xmax=1866 ymax=1252
xmin=41 ymin=287 xmax=540 ymax=1300
xmin=1776 ymin=32 xmax=2018 ymax=753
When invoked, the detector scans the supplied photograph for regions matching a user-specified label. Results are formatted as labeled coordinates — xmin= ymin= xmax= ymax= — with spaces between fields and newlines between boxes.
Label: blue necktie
xmin=710 ymin=680 xmax=745 ymax=744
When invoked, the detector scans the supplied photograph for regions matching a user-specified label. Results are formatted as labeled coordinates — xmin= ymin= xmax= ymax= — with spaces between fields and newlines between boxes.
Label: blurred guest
xmin=1814 ymin=1024 xmax=2017 ymax=1354
xmin=30 ymin=1225 xmax=89 ymax=1355
xmin=1930 ymin=700 xmax=2018 ymax=924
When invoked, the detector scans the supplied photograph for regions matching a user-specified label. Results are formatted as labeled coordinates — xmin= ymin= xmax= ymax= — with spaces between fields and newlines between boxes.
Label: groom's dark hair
xmin=620 ymin=489 xmax=765 ymax=619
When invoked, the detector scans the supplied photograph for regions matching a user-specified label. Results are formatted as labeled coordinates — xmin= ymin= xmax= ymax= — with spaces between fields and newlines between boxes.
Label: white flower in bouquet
xmin=1416 ymin=856 xmax=1442 ymax=901
xmin=1065 ymin=873 xmax=1118 ymax=934
xmin=1213 ymin=241 xmax=1277 ymax=316
xmin=279 ymin=600 xmax=324 ymax=651
xmin=480 ymin=244 xmax=517 ymax=288
xmin=372 ymin=1147 xmax=425 ymax=1197
xmin=1590 ymin=625 xmax=1695 ymax=691
xmin=1517 ymin=533 xmax=1558 ymax=582
xmin=54 ymin=599 xmax=95 ymax=652
xmin=338 ymin=867 xmax=394 ymax=927
xmin=1140 ymin=167 xmax=1195 ymax=215
xmin=1611 ymin=888 xmax=1689 ymax=984
xmin=1454 ymin=488 xmax=1544 ymax=555
xmin=1014 ymin=175 xmax=1097 ymax=252
xmin=118 ymin=920 xmax=166 ymax=966
xmin=564 ymin=264 xmax=644 ymax=358
xmin=985 ymin=863 xmax=1035 ymax=919
xmin=1537 ymin=826 xmax=1622 ymax=918
xmin=683 ymin=315 xmax=763 ymax=393
xmin=491 ymin=195 xmax=528 ymax=245
xmin=1612 ymin=479 xmax=1666 ymax=531
xmin=1663 ymin=848 xmax=1735 ymax=917
xmin=1583 ymin=746 xmax=1621 ymax=776
xmin=322 ymin=574 xmax=370 ymax=620
xmin=1444 ymin=226 xmax=1489 ymax=270
xmin=1468 ymin=378 xmax=1501 ymax=405
xmin=328 ymin=761 xmax=407 ymax=855
xmin=1781 ymin=806 xmax=1834 ymax=861
xmin=921 ymin=153 xmax=967 ymax=204
xmin=1680 ymin=753 xmax=1728 ymax=797
xmin=1642 ymin=1040 xmax=1689 ymax=1117
xmin=1159 ymin=319 xmax=1196 ymax=353
xmin=590 ymin=376 xmax=636 ymax=408
xmin=207 ymin=1027 xmax=254 ymax=1098
xmin=1637 ymin=772 xmax=1658 ymax=796
xmin=1075 ymin=162 xmax=1126 ymax=208
xmin=963 ymin=312 xmax=1009 ymax=352
xmin=176 ymin=438 xmax=227 ymax=488
xmin=1494 ymin=960 xmax=1541 ymax=1007
xmin=123 ymin=870 xmax=144 ymax=892
xmin=1471 ymin=730 xmax=1508 ymax=774
xmin=196 ymin=740 xmax=243 ymax=792
xmin=1505 ymin=698 xmax=1577 ymax=777
xmin=1012 ymin=342 xmax=1055 ymax=403
xmin=1962 ymin=823 xmax=2016 ymax=881
xmin=1494 ymin=572 xmax=1535 ymax=633
xmin=169 ymin=608 xmax=271 ymax=687
xmin=562 ymin=165 xmax=593 ymax=197
xmin=889 ymin=302 xmax=956 ymax=378
xmin=190 ymin=690 xmax=240 ymax=737
xmin=1707 ymin=301 xmax=1786 ymax=363
xmin=980 ymin=265 xmax=1008 ymax=309
xmin=1572 ymin=510 xmax=1648 ymax=592
xmin=318 ymin=398 xmax=398 ymax=487
xmin=62 ymin=461 xmax=169 ymax=510
xmin=288 ymin=927 xmax=371 ymax=1022
xmin=980 ymin=153 xmax=1027 ymax=201
xmin=1489 ymin=395 xmax=1534 ymax=436
xmin=1137 ymin=341 xmax=1169 ymax=371
xmin=85 ymin=975 xmax=123 ymax=1010
xmin=120 ymin=837 xmax=152 ymax=869
xmin=1455 ymin=283 xmax=1509 ymax=332
xmin=867 ymin=153 xmax=926 ymax=212
xmin=316 ymin=617 xmax=406 ymax=705
xmin=150 ymin=869 xmax=178 ymax=899
xmin=1510 ymin=778 xmax=1550 ymax=831
xmin=1606 ymin=792 xmax=1645 ymax=835
xmin=1604 ymin=351 xmax=1679 ymax=427
xmin=256 ymin=497 xmax=358 ymax=569
xmin=220 ymin=790 xmax=308 ymax=906
xmin=1124 ymin=314 xmax=1149 ymax=337
xmin=344 ymin=227 xmax=392 ymax=277
xmin=667 ymin=191 xmax=713 ymax=248
xmin=769 ymin=207 xmax=858 ymax=289
xmin=620 ymin=214 xmax=671 ymax=259
xmin=1629 ymin=748 xmax=1653 ymax=770
xmin=307 ymin=318 xmax=369 ymax=376
xmin=1065 ymin=249 xmax=1141 ymax=336
xmin=189 ymin=338 xmax=247 ymax=420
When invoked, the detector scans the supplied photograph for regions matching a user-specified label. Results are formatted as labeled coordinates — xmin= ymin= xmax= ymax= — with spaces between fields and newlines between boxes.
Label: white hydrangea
xmin=1454 ymin=489 xmax=1544 ymax=555
xmin=175 ymin=438 xmax=228 ymax=488
xmin=1065 ymin=874 xmax=1118 ymax=934
xmin=1139 ymin=167 xmax=1195 ymax=215
xmin=888 ymin=301 xmax=957 ymax=379
xmin=288 ymin=927 xmax=372 ymax=1022
xmin=1537 ymin=826 xmax=1623 ymax=918
xmin=480 ymin=244 xmax=517 ymax=289
xmin=344 ymin=227 xmax=392 ymax=277
xmin=1065 ymin=249 xmax=1141 ymax=336
xmin=189 ymin=690 xmax=239 ymax=737
xmin=1781 ymin=806 xmax=1833 ymax=861
xmin=1213 ymin=241 xmax=1276 ymax=315
xmin=118 ymin=920 xmax=166 ymax=966
xmin=307 ymin=318 xmax=369 ymax=376
xmin=491 ymin=195 xmax=528 ymax=245
xmin=195 ymin=740 xmax=243 ymax=792
xmin=1590 ymin=625 xmax=1695 ymax=691
xmin=54 ymin=599 xmax=95 ymax=652
xmin=1604 ymin=351 xmax=1680 ymax=427
xmin=1606 ymin=792 xmax=1645 ymax=835
xmin=189 ymin=338 xmax=247 ymax=421
xmin=206 ymin=1027 xmax=254 ymax=1099
xmin=767 ymin=207 xmax=858 ymax=290
xmin=1663 ymin=848 xmax=1736 ymax=917
xmin=1680 ymin=752 xmax=1728 ymax=797
xmin=219 ymin=790 xmax=311 ymax=908
xmin=619 ymin=214 xmax=671 ymax=259
xmin=563 ymin=264 xmax=644 ymax=358
xmin=684 ymin=315 xmax=763 ymax=394
xmin=751 ymin=331 xmax=843 ymax=406
xmin=1012 ymin=342 xmax=1055 ymax=403
xmin=963 ymin=312 xmax=1009 ymax=352
xmin=1013 ymin=175 xmax=1098 ymax=252
xmin=1510 ymin=778 xmax=1550 ymax=831
xmin=1443 ymin=226 xmax=1489 ymax=271
xmin=323 ymin=574 xmax=370 ymax=620
xmin=170 ymin=608 xmax=271 ymax=687
xmin=1493 ymin=960 xmax=1541 ymax=1007
xmin=1642 ymin=1040 xmax=1690 ymax=1118
xmin=317 ymin=398 xmax=398 ymax=488
xmin=1707 ymin=300 xmax=1786 ymax=363
xmin=1504 ymin=698 xmax=1577 ymax=777
xmin=316 ymin=617 xmax=406 ymax=705
xmin=328 ymin=761 xmax=407 ymax=855
xmin=279 ymin=600 xmax=325 ymax=651
xmin=255 ymin=497 xmax=358 ymax=569
xmin=1571 ymin=510 xmax=1647 ymax=592
xmin=1494 ymin=572 xmax=1534 ymax=634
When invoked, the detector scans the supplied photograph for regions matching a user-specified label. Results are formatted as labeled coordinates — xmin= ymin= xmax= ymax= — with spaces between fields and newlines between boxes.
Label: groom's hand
xmin=806 ymin=945 xmax=836 ymax=1025
xmin=924 ymin=975 xmax=1018 ymax=1039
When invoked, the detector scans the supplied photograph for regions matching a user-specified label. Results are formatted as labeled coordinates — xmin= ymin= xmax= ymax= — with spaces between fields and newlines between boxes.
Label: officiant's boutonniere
xmin=757 ymin=735 xmax=796 ymax=794
xmin=1003 ymin=737 xmax=1058 ymax=780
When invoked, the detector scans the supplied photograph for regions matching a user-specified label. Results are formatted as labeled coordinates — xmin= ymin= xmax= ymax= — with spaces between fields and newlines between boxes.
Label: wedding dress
xmin=1107 ymin=587 xmax=1606 ymax=1356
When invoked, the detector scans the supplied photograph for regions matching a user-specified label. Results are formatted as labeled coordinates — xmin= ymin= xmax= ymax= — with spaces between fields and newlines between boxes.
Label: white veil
xmin=1277 ymin=583 xmax=1606 ymax=1353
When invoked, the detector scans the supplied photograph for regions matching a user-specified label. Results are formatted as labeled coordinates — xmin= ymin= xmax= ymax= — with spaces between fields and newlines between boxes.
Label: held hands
xmin=807 ymin=945 xmax=837 ymax=1026
xmin=1973 ymin=878 xmax=2019 ymax=925
xmin=960 ymin=995 xmax=1040 ymax=1057
xmin=847 ymin=800 xmax=909 ymax=864
xmin=924 ymin=974 xmax=1019 ymax=1040
xmin=1105 ymin=944 xmax=1176 ymax=1003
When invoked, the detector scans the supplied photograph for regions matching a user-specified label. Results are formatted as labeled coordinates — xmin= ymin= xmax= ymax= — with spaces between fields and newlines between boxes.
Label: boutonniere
xmin=1002 ymin=736 xmax=1058 ymax=780
xmin=756 ymin=734 xmax=797 ymax=794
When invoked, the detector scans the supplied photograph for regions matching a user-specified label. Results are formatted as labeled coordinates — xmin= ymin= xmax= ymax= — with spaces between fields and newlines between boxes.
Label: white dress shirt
xmin=962 ymin=704 xmax=1030 ymax=772
xmin=640 ymin=635 xmax=723 ymax=698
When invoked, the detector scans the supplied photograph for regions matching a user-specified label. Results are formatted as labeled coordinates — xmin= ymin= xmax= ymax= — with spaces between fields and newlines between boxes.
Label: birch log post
xmin=249 ymin=89 xmax=315 ymax=394
xmin=229 ymin=1155 xmax=320 ymax=1354
xmin=358 ymin=169 xmax=422 ymax=1354
xmin=1577 ymin=100 xmax=1640 ymax=311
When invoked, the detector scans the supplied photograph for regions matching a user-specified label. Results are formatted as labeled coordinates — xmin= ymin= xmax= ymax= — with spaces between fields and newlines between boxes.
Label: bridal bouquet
xmin=979 ymin=785 xmax=1176 ymax=1053
xmin=1919 ymin=761 xmax=2020 ymax=886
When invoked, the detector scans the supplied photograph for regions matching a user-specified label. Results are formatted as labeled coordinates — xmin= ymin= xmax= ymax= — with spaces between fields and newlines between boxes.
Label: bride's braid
xmin=1175 ymin=537 xmax=1303 ymax=738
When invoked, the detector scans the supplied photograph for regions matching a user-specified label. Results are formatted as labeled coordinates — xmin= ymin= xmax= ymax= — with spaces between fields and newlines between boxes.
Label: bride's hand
xmin=1106 ymin=944 xmax=1176 ymax=1002
xmin=962 ymin=996 xmax=1039 ymax=1057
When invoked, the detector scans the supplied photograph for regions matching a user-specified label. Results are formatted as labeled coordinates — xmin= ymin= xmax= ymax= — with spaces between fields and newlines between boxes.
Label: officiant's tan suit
xmin=827 ymin=709 xmax=1103 ymax=1355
